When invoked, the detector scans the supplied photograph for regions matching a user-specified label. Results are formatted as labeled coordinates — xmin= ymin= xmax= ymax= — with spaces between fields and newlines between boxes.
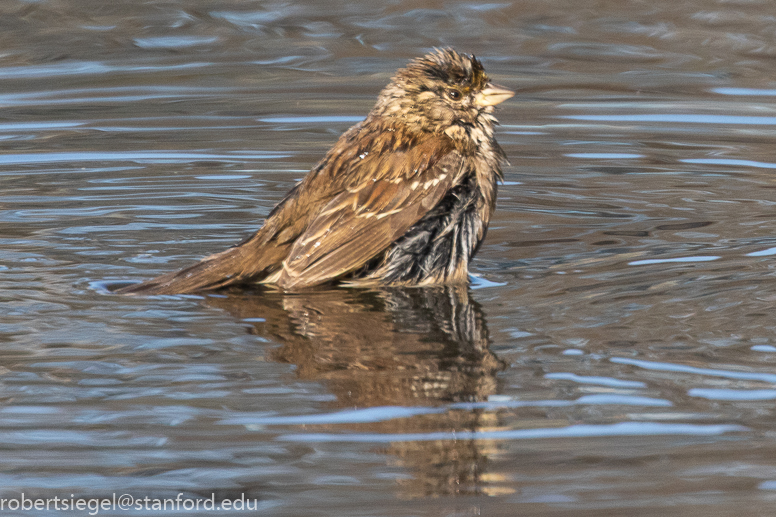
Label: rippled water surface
xmin=5 ymin=0 xmax=776 ymax=515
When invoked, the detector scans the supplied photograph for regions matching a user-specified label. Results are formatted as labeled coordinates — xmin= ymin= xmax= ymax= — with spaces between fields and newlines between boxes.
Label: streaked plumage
xmin=118 ymin=49 xmax=513 ymax=295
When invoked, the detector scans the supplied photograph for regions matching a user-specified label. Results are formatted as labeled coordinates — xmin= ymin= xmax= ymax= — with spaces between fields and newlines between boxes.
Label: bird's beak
xmin=475 ymin=83 xmax=515 ymax=107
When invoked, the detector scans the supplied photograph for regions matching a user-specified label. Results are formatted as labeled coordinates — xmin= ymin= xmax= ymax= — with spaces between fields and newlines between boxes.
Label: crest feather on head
xmin=398 ymin=48 xmax=489 ymax=92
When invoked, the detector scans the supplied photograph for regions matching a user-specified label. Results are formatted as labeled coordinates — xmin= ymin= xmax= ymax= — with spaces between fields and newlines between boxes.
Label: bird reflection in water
xmin=205 ymin=286 xmax=506 ymax=497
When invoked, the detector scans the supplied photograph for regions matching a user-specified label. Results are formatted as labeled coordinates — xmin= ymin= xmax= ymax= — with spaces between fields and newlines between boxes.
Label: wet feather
xmin=117 ymin=48 xmax=512 ymax=295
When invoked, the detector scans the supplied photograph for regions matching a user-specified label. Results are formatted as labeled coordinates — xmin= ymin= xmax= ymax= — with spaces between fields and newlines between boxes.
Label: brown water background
xmin=3 ymin=0 xmax=776 ymax=515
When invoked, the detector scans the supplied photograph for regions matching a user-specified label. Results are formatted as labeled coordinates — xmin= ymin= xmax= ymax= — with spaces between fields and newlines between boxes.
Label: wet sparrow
xmin=118 ymin=48 xmax=513 ymax=294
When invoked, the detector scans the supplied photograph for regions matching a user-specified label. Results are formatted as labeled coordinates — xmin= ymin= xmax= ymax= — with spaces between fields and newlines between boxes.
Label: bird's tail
xmin=115 ymin=235 xmax=286 ymax=295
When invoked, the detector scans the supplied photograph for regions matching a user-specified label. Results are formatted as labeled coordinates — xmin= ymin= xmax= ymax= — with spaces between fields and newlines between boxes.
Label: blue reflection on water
xmin=628 ymin=256 xmax=720 ymax=266
xmin=689 ymin=389 xmax=776 ymax=401
xmin=612 ymin=357 xmax=776 ymax=383
xmin=278 ymin=422 xmax=747 ymax=443
xmin=564 ymin=114 xmax=776 ymax=125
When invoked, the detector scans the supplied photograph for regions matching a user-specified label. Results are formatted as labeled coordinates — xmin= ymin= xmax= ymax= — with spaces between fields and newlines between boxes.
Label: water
xmin=3 ymin=0 xmax=776 ymax=514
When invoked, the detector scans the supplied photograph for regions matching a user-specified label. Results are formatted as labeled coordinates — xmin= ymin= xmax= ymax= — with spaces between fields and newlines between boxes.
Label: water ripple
xmin=278 ymin=422 xmax=747 ymax=443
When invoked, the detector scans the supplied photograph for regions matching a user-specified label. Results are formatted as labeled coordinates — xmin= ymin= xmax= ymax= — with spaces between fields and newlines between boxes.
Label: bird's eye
xmin=445 ymin=89 xmax=462 ymax=100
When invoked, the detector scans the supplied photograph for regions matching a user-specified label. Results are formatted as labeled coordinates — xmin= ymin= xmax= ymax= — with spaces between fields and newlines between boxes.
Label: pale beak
xmin=474 ymin=83 xmax=515 ymax=107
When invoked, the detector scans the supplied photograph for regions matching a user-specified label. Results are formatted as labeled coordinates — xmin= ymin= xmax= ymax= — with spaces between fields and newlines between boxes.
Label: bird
xmin=117 ymin=48 xmax=513 ymax=295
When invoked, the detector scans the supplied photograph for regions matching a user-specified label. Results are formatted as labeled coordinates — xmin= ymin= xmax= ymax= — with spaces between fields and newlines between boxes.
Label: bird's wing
xmin=275 ymin=149 xmax=464 ymax=289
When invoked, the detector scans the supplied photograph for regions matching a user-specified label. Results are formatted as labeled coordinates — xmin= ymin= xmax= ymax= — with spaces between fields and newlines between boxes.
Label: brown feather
xmin=276 ymin=151 xmax=463 ymax=289
xmin=116 ymin=48 xmax=511 ymax=295
xmin=115 ymin=229 xmax=290 ymax=294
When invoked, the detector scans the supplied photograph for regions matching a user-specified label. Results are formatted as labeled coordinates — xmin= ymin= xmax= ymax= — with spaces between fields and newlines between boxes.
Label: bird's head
xmin=371 ymin=48 xmax=514 ymax=141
